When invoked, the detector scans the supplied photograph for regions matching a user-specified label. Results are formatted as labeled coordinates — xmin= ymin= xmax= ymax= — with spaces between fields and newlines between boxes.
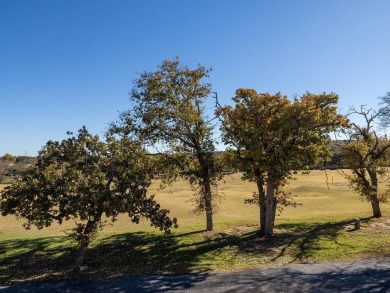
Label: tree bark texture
xmin=264 ymin=174 xmax=276 ymax=235
xmin=371 ymin=199 xmax=382 ymax=218
xmin=197 ymin=150 xmax=214 ymax=231
xmin=204 ymin=178 xmax=213 ymax=231
xmin=256 ymin=178 xmax=266 ymax=235
xmin=72 ymin=245 xmax=89 ymax=271
xmin=367 ymin=170 xmax=382 ymax=218
xmin=72 ymin=211 xmax=102 ymax=270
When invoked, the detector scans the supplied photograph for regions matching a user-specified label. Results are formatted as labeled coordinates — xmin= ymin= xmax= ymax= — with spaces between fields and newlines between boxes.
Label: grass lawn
xmin=1 ymin=170 xmax=390 ymax=284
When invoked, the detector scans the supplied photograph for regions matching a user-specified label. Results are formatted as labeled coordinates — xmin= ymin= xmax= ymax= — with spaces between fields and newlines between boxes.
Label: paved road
xmin=1 ymin=258 xmax=390 ymax=292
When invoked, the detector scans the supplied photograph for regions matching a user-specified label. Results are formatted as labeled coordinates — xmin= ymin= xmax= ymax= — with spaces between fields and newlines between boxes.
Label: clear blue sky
xmin=1 ymin=0 xmax=390 ymax=156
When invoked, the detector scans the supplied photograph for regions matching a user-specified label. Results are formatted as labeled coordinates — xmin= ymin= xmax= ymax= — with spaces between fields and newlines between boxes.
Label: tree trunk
xmin=264 ymin=175 xmax=275 ymax=235
xmin=205 ymin=207 xmax=213 ymax=231
xmin=367 ymin=169 xmax=382 ymax=218
xmin=197 ymin=153 xmax=214 ymax=232
xmin=71 ymin=214 xmax=102 ymax=271
xmin=72 ymin=244 xmax=89 ymax=271
xmin=204 ymin=179 xmax=213 ymax=231
xmin=371 ymin=199 xmax=382 ymax=218
xmin=271 ymin=197 xmax=277 ymax=229
xmin=256 ymin=178 xmax=266 ymax=235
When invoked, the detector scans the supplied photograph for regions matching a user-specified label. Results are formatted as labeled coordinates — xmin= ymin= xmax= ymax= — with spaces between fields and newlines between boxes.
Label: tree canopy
xmin=217 ymin=89 xmax=348 ymax=234
xmin=111 ymin=59 xmax=223 ymax=231
xmin=1 ymin=153 xmax=16 ymax=162
xmin=0 ymin=127 xmax=177 ymax=269
xmin=340 ymin=105 xmax=390 ymax=218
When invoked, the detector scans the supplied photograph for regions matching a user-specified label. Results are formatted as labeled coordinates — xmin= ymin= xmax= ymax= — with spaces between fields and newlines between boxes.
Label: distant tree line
xmin=0 ymin=154 xmax=37 ymax=183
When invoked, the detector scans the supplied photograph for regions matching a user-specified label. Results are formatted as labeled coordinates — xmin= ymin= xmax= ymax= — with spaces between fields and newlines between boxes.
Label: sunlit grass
xmin=1 ymin=171 xmax=390 ymax=284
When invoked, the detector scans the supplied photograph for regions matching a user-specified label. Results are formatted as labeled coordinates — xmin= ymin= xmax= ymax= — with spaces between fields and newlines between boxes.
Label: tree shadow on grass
xmin=83 ymin=229 xmax=253 ymax=277
xmin=0 ymin=217 xmax=376 ymax=289
xmin=270 ymin=217 xmax=373 ymax=263
xmin=4 ymin=259 xmax=390 ymax=292
xmin=0 ymin=229 xmax=258 ymax=286
xmin=0 ymin=236 xmax=75 ymax=284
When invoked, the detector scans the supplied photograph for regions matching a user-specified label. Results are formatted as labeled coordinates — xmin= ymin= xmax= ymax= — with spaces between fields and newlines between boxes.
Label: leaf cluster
xmin=339 ymin=105 xmax=390 ymax=203
xmin=0 ymin=127 xmax=177 ymax=234
xmin=216 ymin=90 xmax=348 ymax=207
xmin=112 ymin=58 xmax=224 ymax=214
xmin=217 ymin=90 xmax=348 ymax=182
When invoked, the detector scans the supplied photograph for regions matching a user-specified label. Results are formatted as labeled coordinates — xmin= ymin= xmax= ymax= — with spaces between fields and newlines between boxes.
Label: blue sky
xmin=1 ymin=0 xmax=390 ymax=156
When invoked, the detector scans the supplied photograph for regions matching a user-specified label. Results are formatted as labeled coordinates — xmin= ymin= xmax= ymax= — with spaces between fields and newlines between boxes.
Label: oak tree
xmin=217 ymin=90 xmax=347 ymax=235
xmin=340 ymin=105 xmax=390 ymax=218
xmin=111 ymin=59 xmax=222 ymax=231
xmin=0 ymin=127 xmax=177 ymax=270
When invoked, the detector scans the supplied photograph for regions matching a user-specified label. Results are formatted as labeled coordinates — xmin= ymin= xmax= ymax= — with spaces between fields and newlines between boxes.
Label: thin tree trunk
xmin=205 ymin=208 xmax=213 ymax=231
xmin=367 ymin=169 xmax=382 ymax=218
xmin=271 ymin=197 xmax=277 ymax=229
xmin=256 ymin=177 xmax=266 ymax=235
xmin=264 ymin=175 xmax=275 ymax=235
xmin=204 ymin=179 xmax=213 ymax=231
xmin=197 ymin=153 xmax=214 ymax=231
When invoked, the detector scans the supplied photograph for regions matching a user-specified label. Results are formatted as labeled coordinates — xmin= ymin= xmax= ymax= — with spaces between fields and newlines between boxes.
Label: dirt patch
xmin=233 ymin=226 xmax=257 ymax=233
xmin=369 ymin=217 xmax=390 ymax=231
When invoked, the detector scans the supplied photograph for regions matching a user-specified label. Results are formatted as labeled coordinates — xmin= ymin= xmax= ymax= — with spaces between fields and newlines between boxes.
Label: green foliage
xmin=1 ymin=153 xmax=16 ymax=162
xmin=112 ymin=58 xmax=223 ymax=230
xmin=217 ymin=90 xmax=348 ymax=234
xmin=218 ymin=90 xmax=347 ymax=179
xmin=0 ymin=127 xmax=177 ymax=268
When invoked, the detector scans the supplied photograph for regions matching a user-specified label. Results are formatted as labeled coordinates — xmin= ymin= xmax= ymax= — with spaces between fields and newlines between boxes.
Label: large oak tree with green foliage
xmin=217 ymin=90 xmax=347 ymax=235
xmin=111 ymin=59 xmax=222 ymax=231
xmin=340 ymin=105 xmax=390 ymax=218
xmin=0 ymin=127 xmax=177 ymax=270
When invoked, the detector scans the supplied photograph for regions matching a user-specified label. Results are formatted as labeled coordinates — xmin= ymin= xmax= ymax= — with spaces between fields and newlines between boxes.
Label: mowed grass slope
xmin=1 ymin=171 xmax=390 ymax=284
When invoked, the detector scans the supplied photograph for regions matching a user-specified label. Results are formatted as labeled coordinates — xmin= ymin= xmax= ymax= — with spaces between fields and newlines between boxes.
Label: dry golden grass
xmin=1 ymin=170 xmax=388 ymax=236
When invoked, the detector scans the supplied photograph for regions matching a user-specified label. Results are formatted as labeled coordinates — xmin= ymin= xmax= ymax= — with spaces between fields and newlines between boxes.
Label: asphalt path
xmin=1 ymin=257 xmax=390 ymax=292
